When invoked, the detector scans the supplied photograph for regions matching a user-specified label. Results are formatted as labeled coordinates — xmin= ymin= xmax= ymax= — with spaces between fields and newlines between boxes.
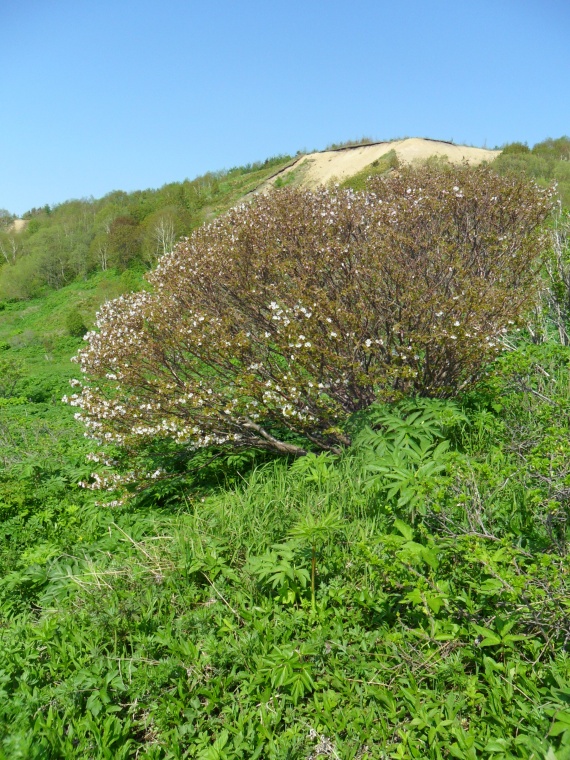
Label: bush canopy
xmin=69 ymin=164 xmax=554 ymax=462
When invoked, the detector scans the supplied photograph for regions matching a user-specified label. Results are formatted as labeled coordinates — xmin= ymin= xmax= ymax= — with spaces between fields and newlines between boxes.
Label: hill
xmin=256 ymin=138 xmax=500 ymax=192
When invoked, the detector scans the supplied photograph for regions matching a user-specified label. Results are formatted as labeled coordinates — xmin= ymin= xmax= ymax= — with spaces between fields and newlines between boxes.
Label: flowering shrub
xmin=68 ymin=164 xmax=553 ymax=464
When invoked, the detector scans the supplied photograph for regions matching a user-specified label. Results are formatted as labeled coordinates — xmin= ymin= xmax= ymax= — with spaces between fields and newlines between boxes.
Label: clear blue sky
xmin=2 ymin=0 xmax=569 ymax=216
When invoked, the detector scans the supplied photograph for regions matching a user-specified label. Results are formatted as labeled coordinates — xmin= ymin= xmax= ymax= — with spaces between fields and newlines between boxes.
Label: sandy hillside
xmin=8 ymin=219 xmax=28 ymax=233
xmin=257 ymin=138 xmax=501 ymax=192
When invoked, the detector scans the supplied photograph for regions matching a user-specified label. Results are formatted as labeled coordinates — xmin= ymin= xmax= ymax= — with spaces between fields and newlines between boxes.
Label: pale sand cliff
xmin=8 ymin=219 xmax=28 ymax=233
xmin=257 ymin=138 xmax=500 ymax=192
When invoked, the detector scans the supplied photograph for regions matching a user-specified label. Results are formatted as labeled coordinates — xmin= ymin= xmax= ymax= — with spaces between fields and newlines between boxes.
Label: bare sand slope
xmin=258 ymin=138 xmax=500 ymax=193
xmin=8 ymin=219 xmax=28 ymax=233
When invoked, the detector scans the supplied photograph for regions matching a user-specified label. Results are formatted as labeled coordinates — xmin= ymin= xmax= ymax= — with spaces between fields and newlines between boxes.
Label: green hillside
xmin=0 ymin=154 xmax=294 ymax=300
xmin=2 ymin=139 xmax=570 ymax=759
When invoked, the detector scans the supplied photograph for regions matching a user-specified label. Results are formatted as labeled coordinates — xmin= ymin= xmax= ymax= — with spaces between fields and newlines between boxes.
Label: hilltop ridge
xmin=256 ymin=137 xmax=501 ymax=193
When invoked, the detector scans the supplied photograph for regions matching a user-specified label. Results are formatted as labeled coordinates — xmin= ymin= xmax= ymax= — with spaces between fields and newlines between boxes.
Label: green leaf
xmin=472 ymin=625 xmax=501 ymax=647
xmin=393 ymin=519 xmax=414 ymax=541
xmin=549 ymin=723 xmax=570 ymax=738
xmin=426 ymin=593 xmax=443 ymax=614
xmin=479 ymin=579 xmax=504 ymax=594
xmin=405 ymin=588 xmax=423 ymax=605
xmin=484 ymin=738 xmax=510 ymax=752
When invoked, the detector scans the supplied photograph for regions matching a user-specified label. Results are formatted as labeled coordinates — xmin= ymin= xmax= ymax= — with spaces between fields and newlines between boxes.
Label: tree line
xmin=494 ymin=135 xmax=570 ymax=207
xmin=0 ymin=155 xmax=291 ymax=300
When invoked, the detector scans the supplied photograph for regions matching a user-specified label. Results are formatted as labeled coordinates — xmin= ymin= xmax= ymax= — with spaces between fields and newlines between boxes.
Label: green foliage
xmin=289 ymin=508 xmax=343 ymax=609
xmin=356 ymin=399 xmax=466 ymax=516
xmin=0 ymin=354 xmax=24 ymax=398
xmin=66 ymin=308 xmax=87 ymax=338
xmin=0 ymin=336 xmax=570 ymax=760
xmin=532 ymin=136 xmax=570 ymax=161
xmin=500 ymin=141 xmax=530 ymax=155
xmin=107 ymin=215 xmax=142 ymax=270
xmin=4 ymin=141 xmax=570 ymax=757
xmin=496 ymin=136 xmax=570 ymax=208
xmin=325 ymin=136 xmax=376 ymax=150
xmin=4 ymin=375 xmax=570 ymax=756
xmin=247 ymin=542 xmax=311 ymax=604
xmin=340 ymin=149 xmax=400 ymax=191
xmin=542 ymin=208 xmax=570 ymax=345
xmin=0 ymin=154 xmax=294 ymax=302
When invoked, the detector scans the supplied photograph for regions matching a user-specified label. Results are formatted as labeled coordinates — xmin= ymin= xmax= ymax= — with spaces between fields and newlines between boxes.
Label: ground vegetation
xmin=1 ymin=144 xmax=570 ymax=758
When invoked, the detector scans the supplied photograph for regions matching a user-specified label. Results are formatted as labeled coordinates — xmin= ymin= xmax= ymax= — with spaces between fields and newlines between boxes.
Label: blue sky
xmin=2 ymin=0 xmax=569 ymax=215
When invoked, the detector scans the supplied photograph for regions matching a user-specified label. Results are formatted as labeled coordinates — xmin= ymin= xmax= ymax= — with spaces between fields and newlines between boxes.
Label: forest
xmin=0 ymin=154 xmax=293 ymax=300
xmin=1 ymin=138 xmax=570 ymax=759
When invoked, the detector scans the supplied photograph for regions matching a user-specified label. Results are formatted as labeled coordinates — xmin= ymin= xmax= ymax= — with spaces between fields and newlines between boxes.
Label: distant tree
xmin=142 ymin=208 xmax=191 ymax=267
xmin=494 ymin=138 xmax=570 ymax=209
xmin=0 ymin=232 xmax=20 ymax=265
xmin=89 ymin=233 xmax=111 ymax=271
xmin=501 ymin=141 xmax=530 ymax=155
xmin=66 ymin=309 xmax=87 ymax=338
xmin=0 ymin=355 xmax=24 ymax=398
xmin=0 ymin=253 xmax=43 ymax=300
xmin=141 ymin=211 xmax=175 ymax=267
xmin=0 ymin=211 xmax=20 ymax=266
xmin=108 ymin=216 xmax=142 ymax=270
xmin=151 ymin=214 xmax=176 ymax=257
xmin=533 ymin=136 xmax=570 ymax=162
xmin=69 ymin=165 xmax=554 ymax=469
xmin=0 ymin=209 xmax=13 ymax=230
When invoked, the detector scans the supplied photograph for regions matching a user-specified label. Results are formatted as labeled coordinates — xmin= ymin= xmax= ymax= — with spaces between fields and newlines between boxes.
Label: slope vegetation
xmin=2 ymin=137 xmax=570 ymax=759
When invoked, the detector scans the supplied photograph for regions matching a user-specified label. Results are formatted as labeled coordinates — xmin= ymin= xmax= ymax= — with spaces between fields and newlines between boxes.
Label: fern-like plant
xmin=356 ymin=399 xmax=467 ymax=518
